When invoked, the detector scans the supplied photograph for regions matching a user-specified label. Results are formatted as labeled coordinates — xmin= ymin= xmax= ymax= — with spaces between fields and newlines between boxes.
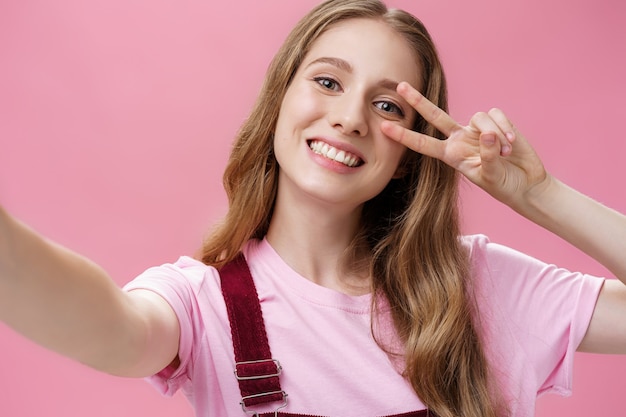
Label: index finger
xmin=397 ymin=82 xmax=460 ymax=137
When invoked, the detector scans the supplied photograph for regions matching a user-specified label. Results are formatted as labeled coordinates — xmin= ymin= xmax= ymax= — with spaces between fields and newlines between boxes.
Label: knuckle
xmin=429 ymin=107 xmax=441 ymax=120
xmin=471 ymin=111 xmax=488 ymax=121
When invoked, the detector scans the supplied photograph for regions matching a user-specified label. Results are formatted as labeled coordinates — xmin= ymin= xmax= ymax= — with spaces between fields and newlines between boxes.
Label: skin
xmin=381 ymin=82 xmax=626 ymax=353
xmin=0 ymin=16 xmax=625 ymax=387
xmin=267 ymin=18 xmax=420 ymax=295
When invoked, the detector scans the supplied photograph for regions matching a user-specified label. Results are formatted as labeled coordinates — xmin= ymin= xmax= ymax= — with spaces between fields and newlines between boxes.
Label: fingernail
xmin=501 ymin=145 xmax=511 ymax=155
xmin=506 ymin=131 xmax=515 ymax=141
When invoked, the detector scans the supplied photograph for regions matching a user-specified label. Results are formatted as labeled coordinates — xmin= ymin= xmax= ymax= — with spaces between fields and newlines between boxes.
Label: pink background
xmin=1 ymin=0 xmax=625 ymax=415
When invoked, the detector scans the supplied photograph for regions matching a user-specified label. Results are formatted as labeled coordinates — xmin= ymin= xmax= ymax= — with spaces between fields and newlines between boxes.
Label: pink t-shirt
xmin=124 ymin=234 xmax=604 ymax=417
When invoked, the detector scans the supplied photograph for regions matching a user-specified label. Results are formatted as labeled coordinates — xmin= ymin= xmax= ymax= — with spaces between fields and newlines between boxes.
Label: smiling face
xmin=272 ymin=18 xmax=422 ymax=214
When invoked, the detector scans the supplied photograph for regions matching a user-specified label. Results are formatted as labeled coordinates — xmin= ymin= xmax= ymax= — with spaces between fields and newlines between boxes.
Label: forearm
xmin=514 ymin=175 xmax=626 ymax=280
xmin=0 ymin=207 xmax=144 ymax=373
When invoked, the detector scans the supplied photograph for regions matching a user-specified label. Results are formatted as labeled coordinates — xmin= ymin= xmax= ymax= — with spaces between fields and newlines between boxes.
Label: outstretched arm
xmin=0 ymin=206 xmax=180 ymax=376
xmin=381 ymin=81 xmax=626 ymax=354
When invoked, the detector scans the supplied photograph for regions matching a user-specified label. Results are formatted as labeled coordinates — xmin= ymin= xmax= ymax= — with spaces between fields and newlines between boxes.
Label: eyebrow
xmin=306 ymin=56 xmax=400 ymax=92
xmin=307 ymin=56 xmax=353 ymax=72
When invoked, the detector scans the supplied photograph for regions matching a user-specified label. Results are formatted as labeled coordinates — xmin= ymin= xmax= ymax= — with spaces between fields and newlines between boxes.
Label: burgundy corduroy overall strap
xmin=219 ymin=253 xmax=287 ymax=414
xmin=219 ymin=253 xmax=434 ymax=417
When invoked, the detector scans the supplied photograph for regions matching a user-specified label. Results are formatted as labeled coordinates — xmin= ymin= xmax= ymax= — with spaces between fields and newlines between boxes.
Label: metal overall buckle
xmin=235 ymin=359 xmax=288 ymax=416
xmin=240 ymin=390 xmax=288 ymax=417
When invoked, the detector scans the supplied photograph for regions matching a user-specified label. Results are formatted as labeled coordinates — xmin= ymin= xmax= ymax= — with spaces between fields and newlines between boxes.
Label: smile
xmin=308 ymin=140 xmax=362 ymax=167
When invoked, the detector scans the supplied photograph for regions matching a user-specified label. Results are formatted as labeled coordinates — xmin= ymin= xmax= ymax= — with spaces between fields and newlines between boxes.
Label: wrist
xmin=513 ymin=173 xmax=560 ymax=224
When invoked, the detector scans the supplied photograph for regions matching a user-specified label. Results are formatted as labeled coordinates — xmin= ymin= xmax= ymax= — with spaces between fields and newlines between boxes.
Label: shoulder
xmin=124 ymin=256 xmax=223 ymax=302
xmin=460 ymin=233 xmax=603 ymax=329
xmin=460 ymin=235 xmax=605 ymax=401
xmin=461 ymin=233 xmax=528 ymax=260
xmin=461 ymin=233 xmax=550 ymax=276
xmin=462 ymin=234 xmax=604 ymax=345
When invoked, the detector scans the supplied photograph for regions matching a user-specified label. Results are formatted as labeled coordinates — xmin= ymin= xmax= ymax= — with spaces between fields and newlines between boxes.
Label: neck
xmin=265 ymin=188 xmax=371 ymax=296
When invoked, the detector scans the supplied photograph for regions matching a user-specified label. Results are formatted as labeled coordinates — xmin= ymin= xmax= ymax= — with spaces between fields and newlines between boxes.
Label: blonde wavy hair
xmin=200 ymin=1 xmax=505 ymax=416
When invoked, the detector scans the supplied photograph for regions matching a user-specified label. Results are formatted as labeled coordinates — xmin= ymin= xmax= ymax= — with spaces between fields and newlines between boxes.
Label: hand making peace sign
xmin=381 ymin=82 xmax=550 ymax=210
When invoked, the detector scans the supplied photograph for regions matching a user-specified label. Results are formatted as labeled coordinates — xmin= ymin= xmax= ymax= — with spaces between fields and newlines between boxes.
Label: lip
xmin=305 ymin=136 xmax=367 ymax=164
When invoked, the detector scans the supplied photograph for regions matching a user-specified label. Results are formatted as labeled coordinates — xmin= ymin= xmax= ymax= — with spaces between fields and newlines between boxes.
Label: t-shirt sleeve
xmin=123 ymin=256 xmax=208 ymax=396
xmin=465 ymin=235 xmax=605 ymax=398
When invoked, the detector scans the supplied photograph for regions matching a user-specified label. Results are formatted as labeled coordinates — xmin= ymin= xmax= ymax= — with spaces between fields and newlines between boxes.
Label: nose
xmin=328 ymin=92 xmax=369 ymax=137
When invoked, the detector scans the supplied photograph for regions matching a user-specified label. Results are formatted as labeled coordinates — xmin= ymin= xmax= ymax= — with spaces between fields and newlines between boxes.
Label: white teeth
xmin=309 ymin=140 xmax=360 ymax=167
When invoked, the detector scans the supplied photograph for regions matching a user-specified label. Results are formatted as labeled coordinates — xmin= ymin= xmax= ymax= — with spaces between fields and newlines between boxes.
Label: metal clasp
xmin=240 ymin=390 xmax=288 ymax=417
xmin=234 ymin=358 xmax=282 ymax=380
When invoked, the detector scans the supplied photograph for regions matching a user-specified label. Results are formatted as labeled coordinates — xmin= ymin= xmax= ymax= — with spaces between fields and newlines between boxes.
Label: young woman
xmin=1 ymin=1 xmax=625 ymax=416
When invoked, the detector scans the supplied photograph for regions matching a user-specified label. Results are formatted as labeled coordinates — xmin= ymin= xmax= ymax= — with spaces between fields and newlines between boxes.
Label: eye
xmin=374 ymin=100 xmax=405 ymax=117
xmin=313 ymin=76 xmax=342 ymax=92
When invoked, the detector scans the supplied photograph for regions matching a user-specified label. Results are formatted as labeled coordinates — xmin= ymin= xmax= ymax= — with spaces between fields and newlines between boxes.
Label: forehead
xmin=301 ymin=18 xmax=422 ymax=89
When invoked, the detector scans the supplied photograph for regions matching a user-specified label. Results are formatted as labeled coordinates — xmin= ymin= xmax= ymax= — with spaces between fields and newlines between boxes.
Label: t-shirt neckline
xmin=244 ymin=237 xmax=373 ymax=314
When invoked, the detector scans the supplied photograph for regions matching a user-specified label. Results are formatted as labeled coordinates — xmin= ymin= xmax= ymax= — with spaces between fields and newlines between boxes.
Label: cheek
xmin=383 ymin=142 xmax=409 ymax=178
xmin=279 ymin=84 xmax=324 ymax=124
xmin=384 ymin=140 xmax=407 ymax=166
